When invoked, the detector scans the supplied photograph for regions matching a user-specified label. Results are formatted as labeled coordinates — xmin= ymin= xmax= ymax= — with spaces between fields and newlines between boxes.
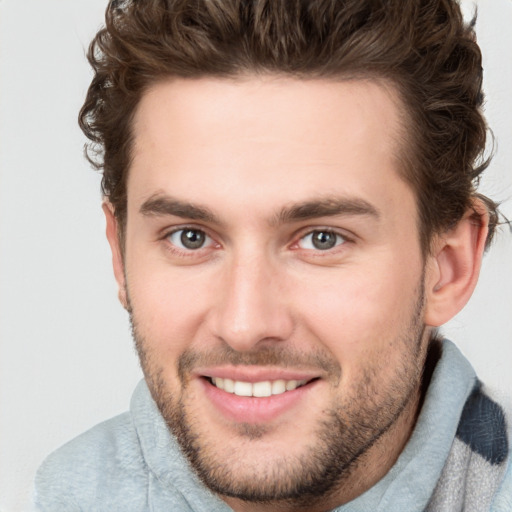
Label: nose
xmin=210 ymin=252 xmax=294 ymax=352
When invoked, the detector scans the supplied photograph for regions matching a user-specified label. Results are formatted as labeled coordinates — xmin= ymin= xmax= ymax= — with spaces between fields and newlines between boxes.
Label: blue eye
xmin=298 ymin=230 xmax=345 ymax=250
xmin=167 ymin=228 xmax=212 ymax=250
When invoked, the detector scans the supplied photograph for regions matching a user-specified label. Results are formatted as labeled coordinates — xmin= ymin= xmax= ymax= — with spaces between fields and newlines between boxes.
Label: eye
xmin=298 ymin=230 xmax=346 ymax=251
xmin=167 ymin=228 xmax=212 ymax=250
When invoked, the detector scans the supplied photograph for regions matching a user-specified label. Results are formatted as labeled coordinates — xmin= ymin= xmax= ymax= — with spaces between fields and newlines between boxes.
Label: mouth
xmin=194 ymin=366 xmax=323 ymax=424
xmin=200 ymin=374 xmax=321 ymax=424
xmin=206 ymin=376 xmax=313 ymax=397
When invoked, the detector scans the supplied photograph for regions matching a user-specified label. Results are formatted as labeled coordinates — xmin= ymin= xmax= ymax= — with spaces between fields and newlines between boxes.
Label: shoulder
xmin=461 ymin=383 xmax=511 ymax=511
xmin=34 ymin=412 xmax=149 ymax=511
xmin=456 ymin=381 xmax=509 ymax=466
xmin=428 ymin=381 xmax=512 ymax=512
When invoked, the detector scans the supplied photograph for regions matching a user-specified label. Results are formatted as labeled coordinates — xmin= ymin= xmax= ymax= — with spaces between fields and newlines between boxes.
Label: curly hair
xmin=80 ymin=0 xmax=499 ymax=253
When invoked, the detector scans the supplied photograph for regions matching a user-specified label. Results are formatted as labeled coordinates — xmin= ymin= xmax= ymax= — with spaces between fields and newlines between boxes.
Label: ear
xmin=102 ymin=202 xmax=128 ymax=309
xmin=424 ymin=200 xmax=489 ymax=326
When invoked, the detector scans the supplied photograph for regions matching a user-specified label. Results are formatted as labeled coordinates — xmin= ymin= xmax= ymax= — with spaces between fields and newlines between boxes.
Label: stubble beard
xmin=129 ymin=284 xmax=427 ymax=508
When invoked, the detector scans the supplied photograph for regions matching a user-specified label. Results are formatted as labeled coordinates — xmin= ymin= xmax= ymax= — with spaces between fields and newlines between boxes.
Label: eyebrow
xmin=139 ymin=193 xmax=380 ymax=226
xmin=273 ymin=197 xmax=380 ymax=225
xmin=140 ymin=194 xmax=220 ymax=224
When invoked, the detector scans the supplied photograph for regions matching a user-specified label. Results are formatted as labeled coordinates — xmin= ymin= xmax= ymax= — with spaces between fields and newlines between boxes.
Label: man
xmin=35 ymin=0 xmax=511 ymax=510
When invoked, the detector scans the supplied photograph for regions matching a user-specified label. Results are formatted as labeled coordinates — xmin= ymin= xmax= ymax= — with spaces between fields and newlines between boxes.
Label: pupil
xmin=312 ymin=231 xmax=336 ymax=250
xmin=181 ymin=229 xmax=205 ymax=249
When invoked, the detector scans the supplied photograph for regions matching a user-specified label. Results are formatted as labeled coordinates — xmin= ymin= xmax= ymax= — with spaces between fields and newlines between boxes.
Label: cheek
xmin=295 ymin=260 xmax=423 ymax=362
xmin=126 ymin=259 xmax=214 ymax=356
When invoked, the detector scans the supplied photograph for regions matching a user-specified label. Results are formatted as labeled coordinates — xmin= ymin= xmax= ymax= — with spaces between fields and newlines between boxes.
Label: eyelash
xmin=294 ymin=229 xmax=348 ymax=251
xmin=161 ymin=226 xmax=218 ymax=257
xmin=160 ymin=226 xmax=353 ymax=257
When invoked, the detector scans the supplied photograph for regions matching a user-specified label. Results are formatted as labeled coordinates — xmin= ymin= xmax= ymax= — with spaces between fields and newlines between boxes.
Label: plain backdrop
xmin=0 ymin=1 xmax=511 ymax=510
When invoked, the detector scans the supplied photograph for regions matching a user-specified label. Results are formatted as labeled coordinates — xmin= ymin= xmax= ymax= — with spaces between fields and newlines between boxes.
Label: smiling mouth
xmin=206 ymin=377 xmax=316 ymax=397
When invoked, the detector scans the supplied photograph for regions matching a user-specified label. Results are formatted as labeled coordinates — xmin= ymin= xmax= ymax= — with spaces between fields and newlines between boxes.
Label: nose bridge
xmin=213 ymin=246 xmax=292 ymax=351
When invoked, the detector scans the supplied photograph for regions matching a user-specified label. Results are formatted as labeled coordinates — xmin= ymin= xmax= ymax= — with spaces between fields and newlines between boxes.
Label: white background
xmin=0 ymin=1 xmax=511 ymax=510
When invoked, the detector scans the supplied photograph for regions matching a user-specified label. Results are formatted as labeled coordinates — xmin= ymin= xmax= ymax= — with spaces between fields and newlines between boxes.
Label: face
xmin=116 ymin=77 xmax=432 ymax=510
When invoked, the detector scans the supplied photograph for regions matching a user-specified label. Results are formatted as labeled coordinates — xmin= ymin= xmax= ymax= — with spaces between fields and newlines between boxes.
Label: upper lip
xmin=193 ymin=366 xmax=321 ymax=383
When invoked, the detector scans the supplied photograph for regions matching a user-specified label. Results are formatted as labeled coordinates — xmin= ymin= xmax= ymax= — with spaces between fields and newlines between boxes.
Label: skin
xmin=104 ymin=76 xmax=488 ymax=511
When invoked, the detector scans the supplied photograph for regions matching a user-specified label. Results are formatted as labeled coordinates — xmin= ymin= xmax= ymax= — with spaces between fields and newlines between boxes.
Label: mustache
xmin=177 ymin=345 xmax=342 ymax=383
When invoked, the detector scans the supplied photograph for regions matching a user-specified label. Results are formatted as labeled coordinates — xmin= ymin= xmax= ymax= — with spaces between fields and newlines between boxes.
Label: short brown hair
xmin=80 ymin=0 xmax=499 ymax=253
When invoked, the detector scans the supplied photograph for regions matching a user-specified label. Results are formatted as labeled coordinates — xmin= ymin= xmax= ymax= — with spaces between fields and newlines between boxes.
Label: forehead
xmin=128 ymin=76 xmax=414 ymax=225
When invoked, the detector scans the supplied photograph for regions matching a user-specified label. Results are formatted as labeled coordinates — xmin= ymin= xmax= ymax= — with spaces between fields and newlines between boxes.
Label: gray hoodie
xmin=34 ymin=340 xmax=511 ymax=512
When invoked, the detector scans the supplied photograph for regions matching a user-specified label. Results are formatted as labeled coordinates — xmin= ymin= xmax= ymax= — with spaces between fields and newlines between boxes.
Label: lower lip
xmin=200 ymin=378 xmax=318 ymax=424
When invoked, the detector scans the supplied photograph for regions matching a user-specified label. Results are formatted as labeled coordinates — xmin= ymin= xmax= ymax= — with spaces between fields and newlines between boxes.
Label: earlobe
xmin=424 ymin=201 xmax=489 ymax=326
xmin=102 ymin=202 xmax=128 ymax=310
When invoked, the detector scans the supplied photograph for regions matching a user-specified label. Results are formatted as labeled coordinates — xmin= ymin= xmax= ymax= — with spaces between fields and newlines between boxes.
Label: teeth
xmin=286 ymin=380 xmax=298 ymax=391
xmin=271 ymin=380 xmax=286 ymax=395
xmin=234 ymin=381 xmax=253 ymax=397
xmin=210 ymin=377 xmax=308 ymax=397
xmin=223 ymin=378 xmax=235 ymax=393
xmin=253 ymin=381 xmax=272 ymax=397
